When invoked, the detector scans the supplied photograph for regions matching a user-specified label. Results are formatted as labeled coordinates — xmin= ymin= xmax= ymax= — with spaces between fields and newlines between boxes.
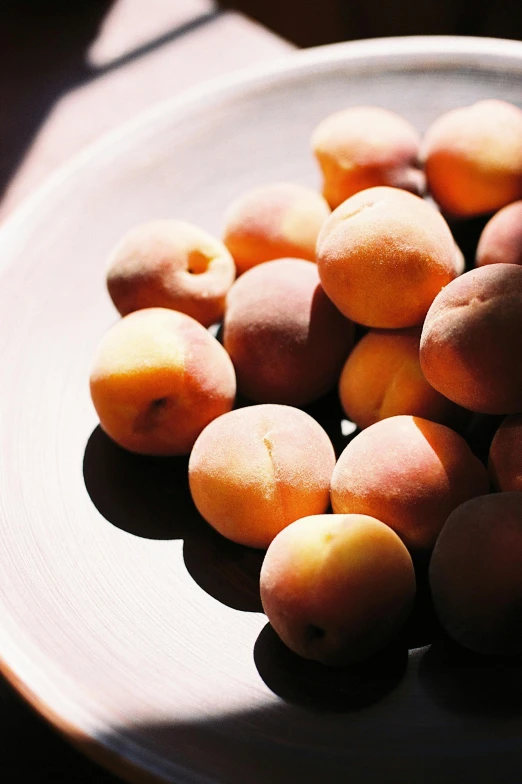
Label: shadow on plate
xmin=83 ymin=426 xmax=264 ymax=611
xmin=254 ymin=622 xmax=408 ymax=712
xmin=83 ymin=426 xmax=196 ymax=540
xmin=182 ymin=526 xmax=264 ymax=613
xmin=418 ymin=634 xmax=522 ymax=717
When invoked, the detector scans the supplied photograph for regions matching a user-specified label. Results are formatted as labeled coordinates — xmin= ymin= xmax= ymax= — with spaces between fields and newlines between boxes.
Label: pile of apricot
xmin=90 ymin=100 xmax=522 ymax=667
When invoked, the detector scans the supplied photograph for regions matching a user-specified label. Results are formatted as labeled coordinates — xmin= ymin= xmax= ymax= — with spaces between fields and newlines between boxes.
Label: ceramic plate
xmin=1 ymin=36 xmax=522 ymax=784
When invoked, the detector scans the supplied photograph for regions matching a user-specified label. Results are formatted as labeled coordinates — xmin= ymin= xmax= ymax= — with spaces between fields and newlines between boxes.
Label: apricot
xmin=420 ymin=264 xmax=522 ymax=414
xmin=89 ymin=308 xmax=236 ymax=456
xmin=188 ymin=404 xmax=336 ymax=549
xmin=222 ymin=182 xmax=330 ymax=275
xmin=489 ymin=415 xmax=522 ymax=492
xmin=106 ymin=220 xmax=236 ymax=328
xmin=316 ymin=186 xmax=458 ymax=328
xmin=330 ymin=415 xmax=489 ymax=551
xmin=311 ymin=106 xmax=424 ymax=209
xmin=422 ymin=100 xmax=522 ymax=217
xmin=338 ymin=328 xmax=463 ymax=430
xmin=429 ymin=492 xmax=522 ymax=656
xmin=476 ymin=201 xmax=522 ymax=267
xmin=260 ymin=513 xmax=416 ymax=665
xmin=223 ymin=258 xmax=354 ymax=405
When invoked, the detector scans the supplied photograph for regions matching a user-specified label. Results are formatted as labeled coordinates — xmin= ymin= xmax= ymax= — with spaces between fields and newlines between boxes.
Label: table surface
xmin=0 ymin=2 xmax=292 ymax=781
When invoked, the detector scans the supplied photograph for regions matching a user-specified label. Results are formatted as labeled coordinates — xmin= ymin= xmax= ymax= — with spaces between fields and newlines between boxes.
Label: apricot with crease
xmin=188 ymin=404 xmax=335 ymax=549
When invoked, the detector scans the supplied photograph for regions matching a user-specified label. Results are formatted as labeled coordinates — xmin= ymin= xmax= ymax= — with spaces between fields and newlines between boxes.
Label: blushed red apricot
xmin=260 ymin=513 xmax=415 ymax=665
xmin=338 ymin=328 xmax=464 ymax=430
xmin=223 ymin=258 xmax=354 ymax=406
xmin=476 ymin=201 xmax=522 ymax=267
xmin=420 ymin=264 xmax=522 ymax=414
xmin=429 ymin=492 xmax=522 ymax=655
xmin=311 ymin=106 xmax=424 ymax=209
xmin=330 ymin=415 xmax=489 ymax=551
xmin=188 ymin=405 xmax=336 ymax=549
xmin=106 ymin=220 xmax=236 ymax=328
xmin=222 ymin=182 xmax=330 ymax=275
xmin=422 ymin=100 xmax=522 ymax=217
xmin=489 ymin=415 xmax=522 ymax=492
xmin=89 ymin=308 xmax=236 ymax=456
xmin=316 ymin=186 xmax=459 ymax=328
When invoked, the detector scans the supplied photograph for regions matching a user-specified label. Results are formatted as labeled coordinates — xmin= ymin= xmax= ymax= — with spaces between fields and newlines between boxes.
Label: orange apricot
xmin=330 ymin=415 xmax=489 ymax=551
xmin=260 ymin=513 xmax=415 ymax=665
xmin=106 ymin=220 xmax=236 ymax=328
xmin=316 ymin=186 xmax=459 ymax=328
xmin=188 ymin=404 xmax=336 ymax=549
xmin=422 ymin=100 xmax=522 ymax=217
xmin=311 ymin=106 xmax=424 ymax=209
xmin=420 ymin=264 xmax=522 ymax=414
xmin=222 ymin=182 xmax=330 ymax=275
xmin=338 ymin=328 xmax=463 ymax=430
xmin=89 ymin=308 xmax=236 ymax=456
xmin=223 ymin=258 xmax=354 ymax=405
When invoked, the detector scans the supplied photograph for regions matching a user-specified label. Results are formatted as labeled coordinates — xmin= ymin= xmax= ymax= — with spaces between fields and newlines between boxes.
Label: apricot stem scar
xmin=306 ymin=624 xmax=326 ymax=641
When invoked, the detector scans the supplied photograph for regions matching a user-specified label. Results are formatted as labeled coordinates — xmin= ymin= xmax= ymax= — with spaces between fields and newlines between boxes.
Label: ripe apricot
xmin=489 ymin=415 xmax=522 ymax=492
xmin=422 ymin=100 xmax=522 ymax=217
xmin=106 ymin=220 xmax=236 ymax=328
xmin=260 ymin=513 xmax=415 ymax=665
xmin=420 ymin=264 xmax=522 ymax=414
xmin=476 ymin=201 xmax=522 ymax=268
xmin=316 ymin=186 xmax=458 ymax=328
xmin=188 ymin=404 xmax=336 ymax=549
xmin=338 ymin=328 xmax=463 ymax=430
xmin=311 ymin=106 xmax=424 ymax=209
xmin=89 ymin=308 xmax=236 ymax=456
xmin=429 ymin=492 xmax=522 ymax=655
xmin=222 ymin=182 xmax=330 ymax=275
xmin=330 ymin=415 xmax=489 ymax=551
xmin=223 ymin=258 xmax=354 ymax=405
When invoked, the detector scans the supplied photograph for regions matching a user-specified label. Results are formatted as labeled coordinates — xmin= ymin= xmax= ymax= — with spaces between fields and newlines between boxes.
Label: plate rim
xmin=1 ymin=33 xmax=522 ymax=253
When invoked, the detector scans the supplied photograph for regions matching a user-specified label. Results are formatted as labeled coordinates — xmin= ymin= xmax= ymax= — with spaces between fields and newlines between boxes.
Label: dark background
xmin=223 ymin=0 xmax=522 ymax=47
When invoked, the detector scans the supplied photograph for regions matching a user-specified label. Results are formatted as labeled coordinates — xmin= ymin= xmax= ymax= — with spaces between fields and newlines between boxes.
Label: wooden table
xmin=0 ymin=2 xmax=292 ymax=780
